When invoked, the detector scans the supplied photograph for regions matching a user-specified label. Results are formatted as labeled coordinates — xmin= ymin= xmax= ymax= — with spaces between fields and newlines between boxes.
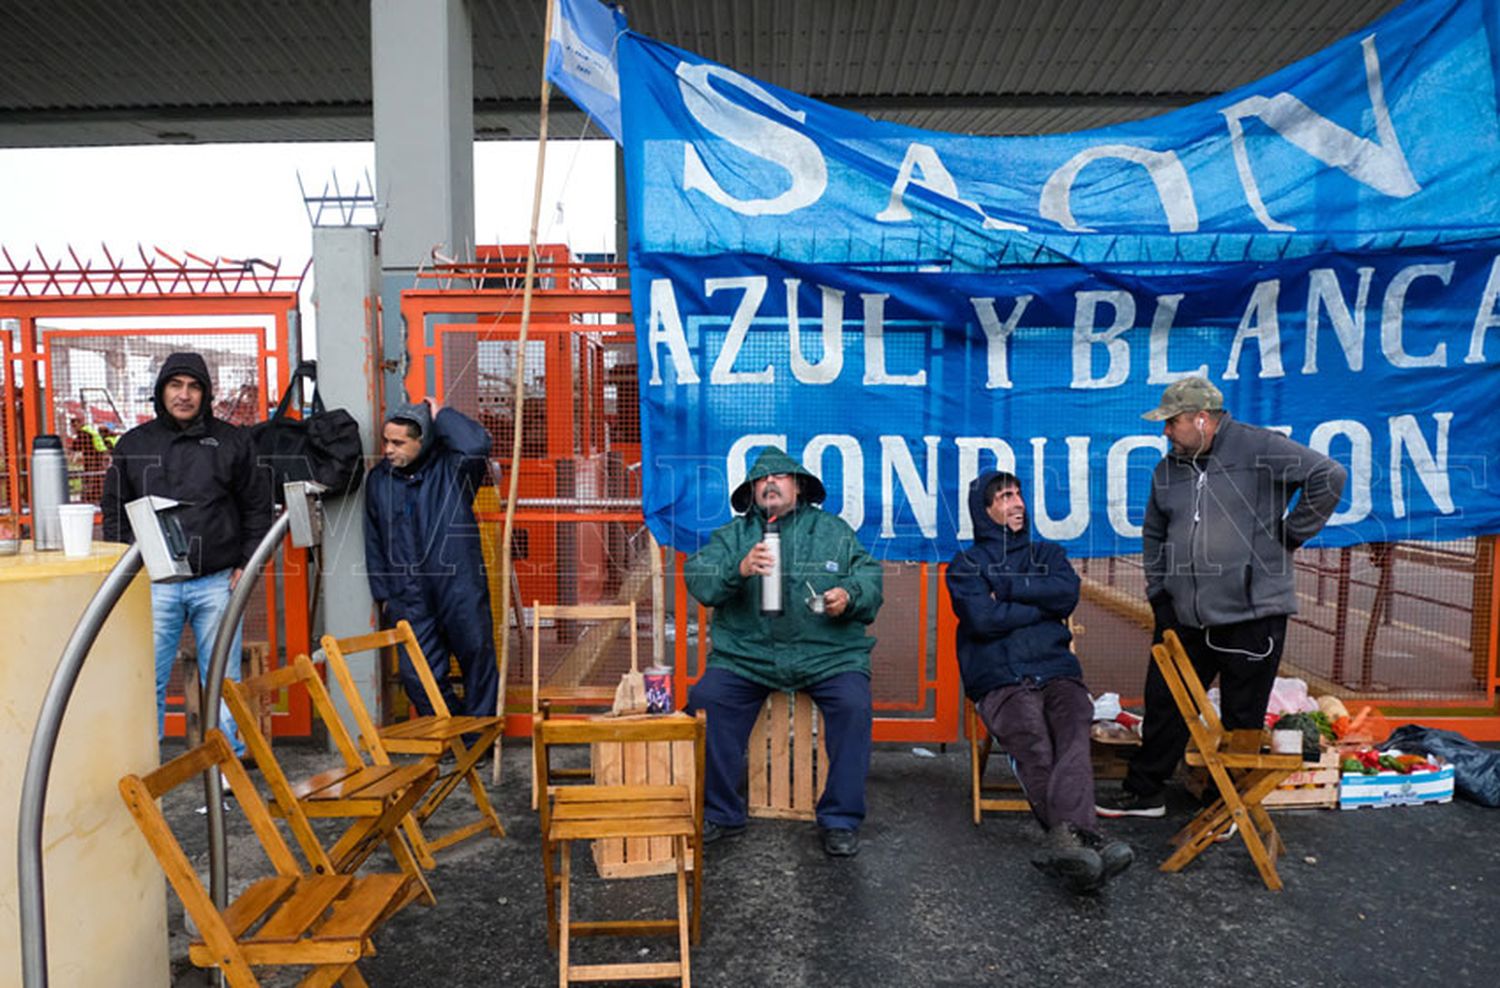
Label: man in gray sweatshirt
xmin=1097 ymin=377 xmax=1347 ymax=818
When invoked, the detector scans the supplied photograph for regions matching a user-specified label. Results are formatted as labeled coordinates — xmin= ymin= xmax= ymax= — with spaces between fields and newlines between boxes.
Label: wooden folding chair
xmin=1153 ymin=629 xmax=1303 ymax=890
xmin=530 ymin=601 xmax=638 ymax=809
xmin=535 ymin=712 xmax=706 ymax=987
xmin=965 ymin=696 xmax=1031 ymax=823
xmin=965 ymin=618 xmax=1087 ymax=823
xmin=119 ymin=730 xmax=416 ymax=988
xmin=222 ymin=653 xmax=438 ymax=907
xmin=322 ymin=621 xmax=507 ymax=869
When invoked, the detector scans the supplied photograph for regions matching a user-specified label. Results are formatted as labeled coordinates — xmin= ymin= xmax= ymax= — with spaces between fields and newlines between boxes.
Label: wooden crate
xmin=589 ymin=734 xmax=698 ymax=879
xmin=747 ymin=691 xmax=828 ymax=821
xmin=1188 ymin=749 xmax=1344 ymax=809
xmin=1264 ymin=749 xmax=1340 ymax=809
xmin=1089 ymin=725 xmax=1141 ymax=781
xmin=1189 ymin=748 xmax=1340 ymax=809
xmin=241 ymin=642 xmax=273 ymax=739
xmin=182 ymin=640 xmax=273 ymax=743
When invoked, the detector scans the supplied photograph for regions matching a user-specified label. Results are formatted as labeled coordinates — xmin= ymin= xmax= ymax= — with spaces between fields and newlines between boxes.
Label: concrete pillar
xmin=371 ymin=0 xmax=475 ymax=410
xmin=312 ymin=227 xmax=384 ymax=727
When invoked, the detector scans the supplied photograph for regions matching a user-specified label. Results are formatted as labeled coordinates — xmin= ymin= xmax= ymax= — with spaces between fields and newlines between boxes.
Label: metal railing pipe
xmin=201 ymin=509 xmax=291 ymax=912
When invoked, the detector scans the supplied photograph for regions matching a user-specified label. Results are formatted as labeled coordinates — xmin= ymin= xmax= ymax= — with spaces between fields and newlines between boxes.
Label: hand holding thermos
xmin=739 ymin=517 xmax=847 ymax=617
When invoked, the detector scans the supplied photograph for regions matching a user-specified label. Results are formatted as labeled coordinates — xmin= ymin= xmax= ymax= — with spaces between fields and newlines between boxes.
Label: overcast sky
xmin=0 ymin=137 xmax=617 ymax=308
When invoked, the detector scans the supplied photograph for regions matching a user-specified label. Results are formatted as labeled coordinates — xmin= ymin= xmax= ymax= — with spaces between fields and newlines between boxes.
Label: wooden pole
xmin=649 ymin=531 xmax=665 ymax=669
xmin=494 ymin=0 xmax=557 ymax=783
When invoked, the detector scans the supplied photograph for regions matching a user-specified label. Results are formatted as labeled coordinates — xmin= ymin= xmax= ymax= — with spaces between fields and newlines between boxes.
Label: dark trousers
xmin=392 ymin=595 xmax=500 ymax=719
xmin=976 ymin=677 xmax=1097 ymax=833
xmin=1124 ymin=614 xmax=1288 ymax=797
xmin=686 ymin=667 xmax=872 ymax=831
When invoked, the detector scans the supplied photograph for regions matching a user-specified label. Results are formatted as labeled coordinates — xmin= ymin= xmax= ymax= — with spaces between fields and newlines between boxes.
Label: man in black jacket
xmin=947 ymin=470 xmax=1131 ymax=893
xmin=102 ymin=352 xmax=272 ymax=756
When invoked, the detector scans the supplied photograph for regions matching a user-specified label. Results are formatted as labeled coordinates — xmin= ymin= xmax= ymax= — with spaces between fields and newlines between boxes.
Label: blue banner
xmin=546 ymin=0 xmax=628 ymax=142
xmin=619 ymin=0 xmax=1500 ymax=559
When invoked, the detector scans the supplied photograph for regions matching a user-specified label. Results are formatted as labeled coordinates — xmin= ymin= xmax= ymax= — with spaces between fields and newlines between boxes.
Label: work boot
xmin=701 ymin=820 xmax=746 ymax=844
xmin=1077 ymin=828 xmax=1134 ymax=881
xmin=1030 ymin=826 xmax=1104 ymax=894
xmin=819 ymin=827 xmax=860 ymax=858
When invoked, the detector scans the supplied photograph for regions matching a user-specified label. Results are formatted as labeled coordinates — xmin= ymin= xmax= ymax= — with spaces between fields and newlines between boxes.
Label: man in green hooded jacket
xmin=684 ymin=447 xmax=883 ymax=857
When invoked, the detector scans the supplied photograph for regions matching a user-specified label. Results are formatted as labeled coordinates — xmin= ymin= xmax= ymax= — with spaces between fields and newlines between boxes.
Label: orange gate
xmin=399 ymin=247 xmax=964 ymax=742
xmin=0 ymin=247 xmax=315 ymax=737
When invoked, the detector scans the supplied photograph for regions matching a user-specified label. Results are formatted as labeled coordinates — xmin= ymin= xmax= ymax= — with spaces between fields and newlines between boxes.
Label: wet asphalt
xmin=159 ymin=738 xmax=1500 ymax=988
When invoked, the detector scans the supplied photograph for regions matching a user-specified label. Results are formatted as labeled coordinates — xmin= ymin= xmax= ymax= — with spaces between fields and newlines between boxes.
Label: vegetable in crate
xmin=1349 ymin=749 xmax=1382 ymax=774
xmin=1272 ymin=712 xmax=1325 ymax=760
xmin=1344 ymin=747 xmax=1436 ymax=775
xmin=1394 ymin=754 xmax=1436 ymax=773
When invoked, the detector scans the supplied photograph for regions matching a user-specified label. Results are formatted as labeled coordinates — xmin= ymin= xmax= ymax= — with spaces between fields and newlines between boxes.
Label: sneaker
xmin=819 ymin=827 xmax=860 ymax=858
xmin=1196 ymin=792 xmax=1239 ymax=843
xmin=701 ymin=820 xmax=746 ymax=844
xmin=1030 ymin=827 xmax=1104 ymax=894
xmin=1077 ymin=829 xmax=1134 ymax=881
xmin=1095 ymin=788 xmax=1166 ymax=819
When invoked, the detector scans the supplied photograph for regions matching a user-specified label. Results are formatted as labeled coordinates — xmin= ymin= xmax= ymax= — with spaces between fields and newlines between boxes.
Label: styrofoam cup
xmin=57 ymin=504 xmax=97 ymax=558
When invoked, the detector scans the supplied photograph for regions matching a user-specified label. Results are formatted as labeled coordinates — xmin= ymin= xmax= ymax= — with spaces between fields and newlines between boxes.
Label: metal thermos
xmin=30 ymin=435 xmax=69 ymax=551
xmin=760 ymin=518 xmax=782 ymax=615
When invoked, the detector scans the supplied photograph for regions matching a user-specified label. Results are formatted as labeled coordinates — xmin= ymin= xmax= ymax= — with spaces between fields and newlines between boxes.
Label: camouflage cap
xmin=1141 ymin=376 xmax=1224 ymax=421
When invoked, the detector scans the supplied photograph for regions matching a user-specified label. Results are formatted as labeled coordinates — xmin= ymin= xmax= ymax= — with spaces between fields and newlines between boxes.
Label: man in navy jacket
xmin=947 ymin=470 xmax=1131 ymax=893
xmin=365 ymin=397 xmax=498 ymax=718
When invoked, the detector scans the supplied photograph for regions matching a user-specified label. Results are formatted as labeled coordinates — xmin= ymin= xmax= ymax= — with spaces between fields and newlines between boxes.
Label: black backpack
xmin=251 ymin=360 xmax=365 ymax=504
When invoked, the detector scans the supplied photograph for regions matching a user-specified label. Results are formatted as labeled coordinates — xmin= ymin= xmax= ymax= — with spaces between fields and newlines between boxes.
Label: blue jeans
xmin=152 ymin=569 xmax=245 ymax=756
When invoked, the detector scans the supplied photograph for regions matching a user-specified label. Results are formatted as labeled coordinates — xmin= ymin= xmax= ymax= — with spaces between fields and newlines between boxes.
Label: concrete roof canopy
xmin=0 ymin=0 xmax=1404 ymax=147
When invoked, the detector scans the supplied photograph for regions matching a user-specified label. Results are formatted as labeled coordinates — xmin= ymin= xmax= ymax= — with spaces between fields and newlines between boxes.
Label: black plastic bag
xmin=251 ymin=360 xmax=365 ymax=504
xmin=1380 ymin=724 xmax=1500 ymax=807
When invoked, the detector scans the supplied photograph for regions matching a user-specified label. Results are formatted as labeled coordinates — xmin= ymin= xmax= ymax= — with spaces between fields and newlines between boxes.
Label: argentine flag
xmin=545 ymin=0 xmax=628 ymax=142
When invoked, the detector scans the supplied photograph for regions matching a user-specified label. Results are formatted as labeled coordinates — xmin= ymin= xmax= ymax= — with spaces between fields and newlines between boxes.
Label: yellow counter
xmin=1 ymin=543 xmax=168 ymax=987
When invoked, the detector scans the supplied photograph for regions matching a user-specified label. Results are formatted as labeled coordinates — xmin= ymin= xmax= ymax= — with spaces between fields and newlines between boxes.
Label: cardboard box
xmin=1339 ymin=757 xmax=1454 ymax=810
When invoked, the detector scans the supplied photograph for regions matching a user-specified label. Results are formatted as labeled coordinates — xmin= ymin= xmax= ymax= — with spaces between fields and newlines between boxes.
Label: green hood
xmin=730 ymin=446 xmax=827 ymax=514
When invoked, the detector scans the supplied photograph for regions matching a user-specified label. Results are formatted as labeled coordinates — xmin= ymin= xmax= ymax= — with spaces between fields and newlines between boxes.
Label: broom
xmin=611 ymin=602 xmax=647 ymax=715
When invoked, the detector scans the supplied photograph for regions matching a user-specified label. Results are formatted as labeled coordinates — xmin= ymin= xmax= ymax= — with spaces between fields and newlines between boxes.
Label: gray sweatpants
xmin=976 ymin=676 xmax=1097 ymax=833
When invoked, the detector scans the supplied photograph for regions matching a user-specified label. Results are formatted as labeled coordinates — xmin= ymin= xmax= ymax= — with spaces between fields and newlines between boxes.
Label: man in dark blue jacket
xmin=364 ymin=397 xmax=498 ymax=718
xmin=947 ymin=470 xmax=1131 ymax=893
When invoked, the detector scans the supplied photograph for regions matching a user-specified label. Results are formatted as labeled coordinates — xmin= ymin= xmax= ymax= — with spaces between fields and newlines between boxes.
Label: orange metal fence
xmin=1 ymin=248 xmax=315 ymax=737
xmin=402 ymin=248 xmax=965 ymax=741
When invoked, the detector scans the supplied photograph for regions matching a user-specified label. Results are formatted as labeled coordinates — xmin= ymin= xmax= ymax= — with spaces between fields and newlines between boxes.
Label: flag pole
xmin=495 ymin=0 xmax=556 ymax=781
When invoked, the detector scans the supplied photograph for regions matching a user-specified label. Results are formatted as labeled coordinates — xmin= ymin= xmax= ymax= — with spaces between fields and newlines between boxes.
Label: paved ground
xmin=160 ymin=738 xmax=1500 ymax=988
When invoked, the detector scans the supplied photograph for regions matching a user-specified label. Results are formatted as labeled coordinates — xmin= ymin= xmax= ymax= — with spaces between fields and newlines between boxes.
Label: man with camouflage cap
xmin=683 ymin=446 xmax=883 ymax=857
xmin=1097 ymin=377 xmax=1346 ymax=819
